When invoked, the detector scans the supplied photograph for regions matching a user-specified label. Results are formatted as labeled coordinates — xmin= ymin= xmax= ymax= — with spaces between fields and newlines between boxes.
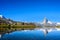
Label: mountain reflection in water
xmin=46 ymin=31 xmax=60 ymax=40
xmin=1 ymin=30 xmax=45 ymax=40
xmin=1 ymin=30 xmax=60 ymax=40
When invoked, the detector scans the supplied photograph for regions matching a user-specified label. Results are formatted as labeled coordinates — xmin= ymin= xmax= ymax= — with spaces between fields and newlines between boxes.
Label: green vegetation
xmin=56 ymin=26 xmax=60 ymax=28
xmin=0 ymin=24 xmax=37 ymax=33
xmin=0 ymin=17 xmax=39 ymax=33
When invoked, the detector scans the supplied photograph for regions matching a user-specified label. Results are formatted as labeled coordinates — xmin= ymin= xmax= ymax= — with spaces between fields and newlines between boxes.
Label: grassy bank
xmin=0 ymin=25 xmax=37 ymax=33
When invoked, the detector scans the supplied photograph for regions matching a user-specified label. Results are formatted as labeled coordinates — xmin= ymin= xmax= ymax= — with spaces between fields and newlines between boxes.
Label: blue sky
xmin=0 ymin=0 xmax=60 ymax=22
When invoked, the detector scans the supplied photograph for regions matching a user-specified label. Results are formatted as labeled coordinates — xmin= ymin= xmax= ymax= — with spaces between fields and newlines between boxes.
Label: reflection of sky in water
xmin=1 ymin=30 xmax=60 ymax=40
xmin=2 ymin=30 xmax=45 ymax=40
xmin=46 ymin=31 xmax=60 ymax=40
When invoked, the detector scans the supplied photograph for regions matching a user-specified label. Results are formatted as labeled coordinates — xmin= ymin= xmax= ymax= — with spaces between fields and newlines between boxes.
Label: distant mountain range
xmin=0 ymin=15 xmax=60 ymax=27
xmin=0 ymin=15 xmax=16 ymax=25
xmin=0 ymin=15 xmax=35 ymax=26
xmin=35 ymin=17 xmax=60 ymax=27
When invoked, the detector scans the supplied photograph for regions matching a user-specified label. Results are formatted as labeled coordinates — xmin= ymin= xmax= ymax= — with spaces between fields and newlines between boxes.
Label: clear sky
xmin=0 ymin=0 xmax=60 ymax=22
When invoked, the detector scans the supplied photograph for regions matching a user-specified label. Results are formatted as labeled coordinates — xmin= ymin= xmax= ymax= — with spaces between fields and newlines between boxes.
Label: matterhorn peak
xmin=48 ymin=21 xmax=52 ymax=24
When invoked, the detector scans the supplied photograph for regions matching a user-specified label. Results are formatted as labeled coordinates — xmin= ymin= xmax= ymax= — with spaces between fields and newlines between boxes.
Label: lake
xmin=1 ymin=30 xmax=60 ymax=40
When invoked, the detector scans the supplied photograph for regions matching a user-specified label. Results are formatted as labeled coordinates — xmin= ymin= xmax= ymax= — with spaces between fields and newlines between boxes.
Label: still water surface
xmin=1 ymin=30 xmax=60 ymax=40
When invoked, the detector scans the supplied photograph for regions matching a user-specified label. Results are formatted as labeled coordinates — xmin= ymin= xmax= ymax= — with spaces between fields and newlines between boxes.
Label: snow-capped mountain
xmin=38 ymin=17 xmax=56 ymax=27
xmin=0 ymin=15 xmax=3 ymax=18
xmin=0 ymin=15 xmax=60 ymax=27
xmin=56 ymin=22 xmax=60 ymax=26
xmin=48 ymin=21 xmax=53 ymax=24
xmin=0 ymin=15 xmax=16 ymax=24
xmin=0 ymin=15 xmax=6 ymax=19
